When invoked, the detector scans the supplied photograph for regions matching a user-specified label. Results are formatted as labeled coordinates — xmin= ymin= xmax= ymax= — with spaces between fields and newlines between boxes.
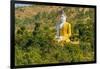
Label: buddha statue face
xmin=60 ymin=13 xmax=66 ymax=23
xmin=57 ymin=10 xmax=67 ymax=23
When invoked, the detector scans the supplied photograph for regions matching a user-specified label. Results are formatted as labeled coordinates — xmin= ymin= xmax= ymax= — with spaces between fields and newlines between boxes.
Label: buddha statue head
xmin=58 ymin=10 xmax=67 ymax=23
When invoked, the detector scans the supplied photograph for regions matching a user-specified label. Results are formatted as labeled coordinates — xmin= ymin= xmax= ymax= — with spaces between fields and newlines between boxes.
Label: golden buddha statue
xmin=55 ymin=10 xmax=71 ymax=43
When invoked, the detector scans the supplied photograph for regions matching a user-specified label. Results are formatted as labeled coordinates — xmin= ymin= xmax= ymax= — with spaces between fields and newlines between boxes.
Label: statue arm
xmin=68 ymin=24 xmax=71 ymax=37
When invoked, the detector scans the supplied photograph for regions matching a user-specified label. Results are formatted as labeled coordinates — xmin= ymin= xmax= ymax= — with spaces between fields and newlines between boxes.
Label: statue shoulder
xmin=65 ymin=22 xmax=71 ymax=25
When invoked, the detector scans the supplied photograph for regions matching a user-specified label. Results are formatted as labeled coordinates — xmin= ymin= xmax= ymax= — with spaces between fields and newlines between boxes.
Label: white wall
xmin=0 ymin=0 xmax=99 ymax=69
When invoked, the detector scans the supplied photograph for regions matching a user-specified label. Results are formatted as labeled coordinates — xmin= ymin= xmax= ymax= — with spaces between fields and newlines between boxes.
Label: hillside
xmin=15 ymin=4 xmax=95 ymax=66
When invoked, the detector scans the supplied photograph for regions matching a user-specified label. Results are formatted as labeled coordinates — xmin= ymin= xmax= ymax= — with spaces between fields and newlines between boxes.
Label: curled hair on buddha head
xmin=58 ymin=9 xmax=65 ymax=15
xmin=59 ymin=9 xmax=67 ymax=18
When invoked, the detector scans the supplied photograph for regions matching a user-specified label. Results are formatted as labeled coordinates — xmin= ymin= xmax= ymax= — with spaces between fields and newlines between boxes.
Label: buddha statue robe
xmin=59 ymin=22 xmax=71 ymax=43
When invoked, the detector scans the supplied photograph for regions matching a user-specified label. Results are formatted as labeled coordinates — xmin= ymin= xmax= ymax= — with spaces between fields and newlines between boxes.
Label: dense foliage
xmin=15 ymin=5 xmax=95 ymax=66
